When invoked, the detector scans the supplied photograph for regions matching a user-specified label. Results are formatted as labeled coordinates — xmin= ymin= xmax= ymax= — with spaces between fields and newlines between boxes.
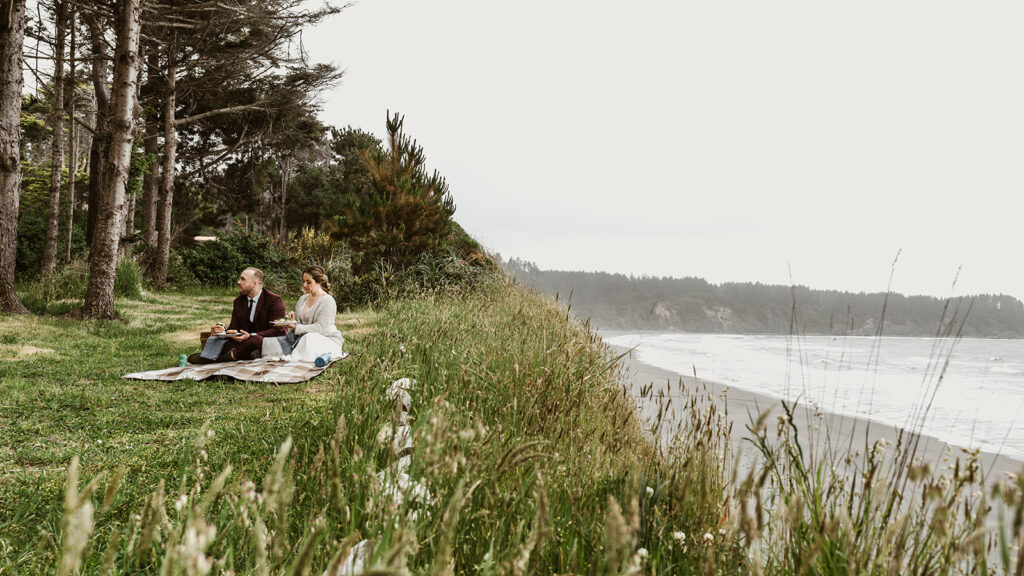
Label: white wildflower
xmin=636 ymin=547 xmax=649 ymax=560
xmin=645 ymin=486 xmax=654 ymax=497
xmin=703 ymin=532 xmax=714 ymax=544
xmin=672 ymin=531 xmax=686 ymax=544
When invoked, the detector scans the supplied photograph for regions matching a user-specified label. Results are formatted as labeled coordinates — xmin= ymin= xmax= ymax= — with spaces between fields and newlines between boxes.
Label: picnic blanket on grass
xmin=123 ymin=353 xmax=348 ymax=384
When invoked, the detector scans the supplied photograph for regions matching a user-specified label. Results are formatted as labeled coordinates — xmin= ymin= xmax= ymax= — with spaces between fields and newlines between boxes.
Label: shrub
xmin=262 ymin=263 xmax=304 ymax=299
xmin=176 ymin=227 xmax=289 ymax=287
xmin=114 ymin=257 xmax=143 ymax=299
xmin=164 ymin=250 xmax=200 ymax=288
xmin=334 ymin=250 xmax=496 ymax=309
xmin=16 ymin=259 xmax=90 ymax=314
xmin=289 ymin=226 xmax=339 ymax=267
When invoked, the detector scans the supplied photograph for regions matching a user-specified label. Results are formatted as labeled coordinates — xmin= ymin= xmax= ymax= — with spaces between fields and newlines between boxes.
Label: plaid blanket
xmin=123 ymin=353 xmax=348 ymax=384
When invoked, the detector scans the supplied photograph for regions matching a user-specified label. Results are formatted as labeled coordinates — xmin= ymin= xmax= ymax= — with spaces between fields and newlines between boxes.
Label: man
xmin=188 ymin=267 xmax=287 ymax=364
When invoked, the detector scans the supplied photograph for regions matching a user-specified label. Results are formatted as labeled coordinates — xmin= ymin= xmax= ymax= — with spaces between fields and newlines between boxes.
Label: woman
xmin=262 ymin=265 xmax=344 ymax=362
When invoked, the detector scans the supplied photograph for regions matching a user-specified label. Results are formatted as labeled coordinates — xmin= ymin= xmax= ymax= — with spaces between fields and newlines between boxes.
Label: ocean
xmin=603 ymin=332 xmax=1024 ymax=461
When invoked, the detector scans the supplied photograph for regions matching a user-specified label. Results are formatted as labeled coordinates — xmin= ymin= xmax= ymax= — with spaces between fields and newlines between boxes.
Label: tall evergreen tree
xmin=334 ymin=112 xmax=456 ymax=275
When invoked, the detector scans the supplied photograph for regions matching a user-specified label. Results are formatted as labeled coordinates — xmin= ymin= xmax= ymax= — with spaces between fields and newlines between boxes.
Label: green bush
xmin=289 ymin=226 xmax=339 ymax=266
xmin=334 ymin=250 xmax=495 ymax=309
xmin=114 ymin=257 xmax=143 ymax=299
xmin=176 ymin=228 xmax=289 ymax=287
xmin=262 ymin=264 xmax=304 ymax=299
xmin=164 ymin=250 xmax=200 ymax=288
xmin=16 ymin=259 xmax=90 ymax=314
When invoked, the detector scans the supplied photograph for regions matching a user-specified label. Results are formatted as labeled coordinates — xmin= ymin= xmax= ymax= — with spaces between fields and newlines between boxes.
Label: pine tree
xmin=334 ymin=112 xmax=456 ymax=275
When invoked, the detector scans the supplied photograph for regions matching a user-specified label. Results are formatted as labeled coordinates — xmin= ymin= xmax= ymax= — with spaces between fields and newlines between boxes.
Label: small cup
xmin=178 ymin=354 xmax=188 ymax=367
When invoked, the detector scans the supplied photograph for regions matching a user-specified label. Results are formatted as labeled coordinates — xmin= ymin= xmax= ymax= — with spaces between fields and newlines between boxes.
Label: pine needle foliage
xmin=333 ymin=112 xmax=456 ymax=275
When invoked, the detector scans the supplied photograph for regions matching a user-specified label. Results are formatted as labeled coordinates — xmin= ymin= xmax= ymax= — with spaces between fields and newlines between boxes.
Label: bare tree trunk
xmin=0 ymin=0 xmax=29 ymax=314
xmin=141 ymin=124 xmax=158 ymax=245
xmin=123 ymin=190 xmax=135 ymax=236
xmin=84 ymin=12 xmax=111 ymax=250
xmin=42 ymin=0 xmax=67 ymax=275
xmin=63 ymin=6 xmax=77 ymax=264
xmin=83 ymin=0 xmax=141 ymax=319
xmin=278 ymin=156 xmax=292 ymax=248
xmin=140 ymin=50 xmax=159 ymax=247
xmin=154 ymin=35 xmax=176 ymax=289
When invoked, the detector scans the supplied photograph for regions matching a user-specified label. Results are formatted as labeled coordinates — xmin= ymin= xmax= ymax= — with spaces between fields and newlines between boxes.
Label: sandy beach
xmin=607 ymin=339 xmax=1024 ymax=485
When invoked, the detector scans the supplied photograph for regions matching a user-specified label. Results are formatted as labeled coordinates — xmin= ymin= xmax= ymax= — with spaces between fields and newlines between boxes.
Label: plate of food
xmin=211 ymin=330 xmax=244 ymax=338
xmin=271 ymin=318 xmax=297 ymax=326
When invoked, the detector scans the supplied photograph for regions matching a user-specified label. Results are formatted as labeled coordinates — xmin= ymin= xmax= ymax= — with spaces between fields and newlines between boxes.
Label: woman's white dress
xmin=262 ymin=293 xmax=344 ymax=362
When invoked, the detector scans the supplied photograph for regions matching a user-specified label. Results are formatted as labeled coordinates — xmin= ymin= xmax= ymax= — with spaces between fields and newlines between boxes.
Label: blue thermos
xmin=315 ymin=352 xmax=332 ymax=367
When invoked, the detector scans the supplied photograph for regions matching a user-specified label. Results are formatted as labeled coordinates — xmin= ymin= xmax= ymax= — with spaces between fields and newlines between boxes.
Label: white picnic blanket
xmin=122 ymin=353 xmax=348 ymax=384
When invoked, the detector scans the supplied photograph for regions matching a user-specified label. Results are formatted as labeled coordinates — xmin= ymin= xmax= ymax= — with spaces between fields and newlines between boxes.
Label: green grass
xmin=2 ymin=276 xmax=1022 ymax=575
xmin=1 ymin=278 xmax=736 ymax=575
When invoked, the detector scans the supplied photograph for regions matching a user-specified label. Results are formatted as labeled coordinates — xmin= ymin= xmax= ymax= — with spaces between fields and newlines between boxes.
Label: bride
xmin=262 ymin=265 xmax=344 ymax=362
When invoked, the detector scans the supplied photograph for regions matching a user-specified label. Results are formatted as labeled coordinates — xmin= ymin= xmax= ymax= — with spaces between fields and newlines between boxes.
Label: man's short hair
xmin=244 ymin=267 xmax=265 ymax=285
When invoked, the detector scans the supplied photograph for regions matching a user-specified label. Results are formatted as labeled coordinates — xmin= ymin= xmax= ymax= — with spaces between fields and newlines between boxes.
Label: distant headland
xmin=502 ymin=258 xmax=1024 ymax=338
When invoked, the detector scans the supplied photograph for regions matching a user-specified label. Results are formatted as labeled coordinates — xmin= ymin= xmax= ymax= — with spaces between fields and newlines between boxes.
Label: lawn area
xmin=0 ymin=290 xmax=381 ymax=569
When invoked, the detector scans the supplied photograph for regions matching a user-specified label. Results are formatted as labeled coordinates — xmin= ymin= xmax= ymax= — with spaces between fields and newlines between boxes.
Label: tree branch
xmin=173 ymin=104 xmax=268 ymax=127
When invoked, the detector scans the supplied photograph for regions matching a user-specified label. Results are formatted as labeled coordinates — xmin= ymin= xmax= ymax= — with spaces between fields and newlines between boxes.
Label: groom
xmin=188 ymin=267 xmax=287 ymax=364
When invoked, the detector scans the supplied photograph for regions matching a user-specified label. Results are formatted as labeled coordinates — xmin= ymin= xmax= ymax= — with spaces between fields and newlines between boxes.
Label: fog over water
xmin=605 ymin=332 xmax=1024 ymax=460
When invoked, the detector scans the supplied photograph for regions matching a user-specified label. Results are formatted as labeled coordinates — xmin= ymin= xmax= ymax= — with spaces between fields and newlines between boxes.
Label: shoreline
xmin=606 ymin=338 xmax=1024 ymax=483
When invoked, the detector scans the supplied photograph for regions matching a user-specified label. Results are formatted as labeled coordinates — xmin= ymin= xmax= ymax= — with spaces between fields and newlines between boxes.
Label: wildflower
xmin=206 ymin=429 xmax=215 ymax=438
xmin=645 ymin=486 xmax=654 ymax=497
xmin=174 ymin=494 xmax=188 ymax=512
xmin=718 ymin=528 xmax=726 ymax=536
xmin=672 ymin=531 xmax=686 ymax=545
xmin=636 ymin=547 xmax=649 ymax=561
xmin=703 ymin=532 xmax=714 ymax=544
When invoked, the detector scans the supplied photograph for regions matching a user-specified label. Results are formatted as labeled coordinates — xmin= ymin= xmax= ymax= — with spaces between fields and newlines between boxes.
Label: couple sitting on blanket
xmin=188 ymin=265 xmax=344 ymax=365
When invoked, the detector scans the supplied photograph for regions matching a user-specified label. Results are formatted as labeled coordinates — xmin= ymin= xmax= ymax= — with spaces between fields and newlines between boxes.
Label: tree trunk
xmin=63 ymin=6 xmax=76 ymax=264
xmin=83 ymin=0 xmax=141 ymax=320
xmin=84 ymin=12 xmax=111 ymax=250
xmin=154 ymin=35 xmax=177 ymax=289
xmin=279 ymin=157 xmax=291 ymax=248
xmin=141 ymin=124 xmax=158 ymax=245
xmin=123 ymin=190 xmax=135 ymax=237
xmin=42 ymin=0 xmax=67 ymax=275
xmin=140 ymin=49 xmax=159 ymax=248
xmin=0 ymin=0 xmax=29 ymax=314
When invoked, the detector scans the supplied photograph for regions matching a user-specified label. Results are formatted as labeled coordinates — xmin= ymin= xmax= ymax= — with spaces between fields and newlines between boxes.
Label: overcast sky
xmin=304 ymin=1 xmax=1024 ymax=301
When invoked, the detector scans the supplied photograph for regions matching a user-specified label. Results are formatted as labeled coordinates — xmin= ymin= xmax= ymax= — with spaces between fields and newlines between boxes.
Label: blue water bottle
xmin=314 ymin=352 xmax=331 ymax=367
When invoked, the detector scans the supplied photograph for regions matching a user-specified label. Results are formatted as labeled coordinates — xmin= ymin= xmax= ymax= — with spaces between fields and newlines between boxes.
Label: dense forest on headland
xmin=502 ymin=258 xmax=1024 ymax=338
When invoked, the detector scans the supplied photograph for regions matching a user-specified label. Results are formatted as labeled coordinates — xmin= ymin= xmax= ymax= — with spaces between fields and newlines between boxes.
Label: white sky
xmin=304 ymin=1 xmax=1024 ymax=301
